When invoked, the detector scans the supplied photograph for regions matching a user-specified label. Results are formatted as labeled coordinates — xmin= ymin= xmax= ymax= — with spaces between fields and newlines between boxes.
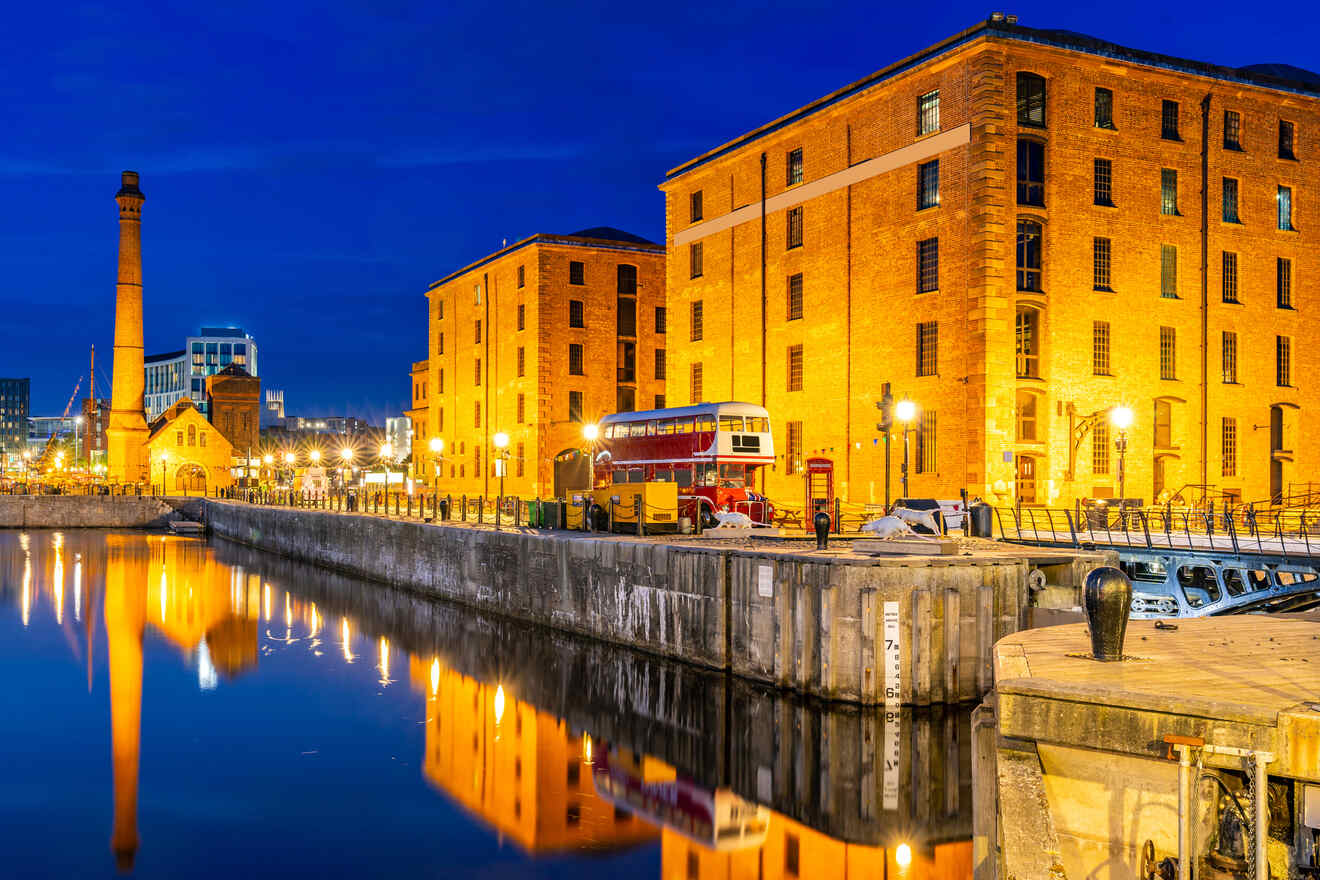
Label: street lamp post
xmin=1111 ymin=405 xmax=1134 ymax=522
xmin=340 ymin=447 xmax=354 ymax=493
xmin=379 ymin=443 xmax=393 ymax=513
xmin=492 ymin=432 xmax=510 ymax=529
xmin=582 ymin=424 xmax=599 ymax=491
xmin=894 ymin=399 xmax=918 ymax=500
xmin=160 ymin=452 xmax=168 ymax=495
xmin=428 ymin=436 xmax=444 ymax=491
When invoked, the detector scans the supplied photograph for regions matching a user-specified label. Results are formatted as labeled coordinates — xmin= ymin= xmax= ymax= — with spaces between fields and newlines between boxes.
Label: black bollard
xmin=1083 ymin=566 xmax=1133 ymax=661
xmin=813 ymin=510 xmax=831 ymax=550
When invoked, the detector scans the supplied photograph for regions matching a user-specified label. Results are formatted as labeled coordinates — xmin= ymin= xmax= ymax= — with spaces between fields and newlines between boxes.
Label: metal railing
xmin=998 ymin=504 xmax=1320 ymax=559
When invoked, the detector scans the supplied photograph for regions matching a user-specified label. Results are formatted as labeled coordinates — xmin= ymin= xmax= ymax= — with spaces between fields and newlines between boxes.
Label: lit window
xmin=917 ymin=90 xmax=940 ymax=135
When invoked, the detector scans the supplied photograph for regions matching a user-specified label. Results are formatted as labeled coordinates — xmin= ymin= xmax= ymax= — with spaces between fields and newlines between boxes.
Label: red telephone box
xmin=804 ymin=457 xmax=836 ymax=530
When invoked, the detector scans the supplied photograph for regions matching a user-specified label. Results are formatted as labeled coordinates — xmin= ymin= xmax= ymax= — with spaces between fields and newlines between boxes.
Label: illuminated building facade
xmin=417 ymin=228 xmax=666 ymax=497
xmin=0 ymin=377 xmax=29 ymax=466
xmin=661 ymin=18 xmax=1320 ymax=508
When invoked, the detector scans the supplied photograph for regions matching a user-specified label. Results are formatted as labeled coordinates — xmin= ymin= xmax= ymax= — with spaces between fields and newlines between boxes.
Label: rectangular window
xmin=1093 ymin=321 xmax=1110 ymax=375
xmin=436 ymin=300 xmax=444 ymax=320
xmin=690 ymin=362 xmax=703 ymax=404
xmin=786 ymin=148 xmax=803 ymax=185
xmin=786 ymin=206 xmax=803 ymax=249
xmin=690 ymin=190 xmax=703 ymax=223
xmin=1161 ymin=99 xmax=1180 ymax=140
xmin=1222 ymin=417 xmax=1237 ymax=477
xmin=918 ymin=159 xmax=940 ymax=209
xmin=1277 ymin=257 xmax=1293 ymax=308
xmin=1278 ymin=185 xmax=1294 ymax=230
xmin=474 ymin=401 xmax=481 ymax=428
xmin=786 ymin=421 xmax=803 ymax=474
xmin=1016 ymin=220 xmax=1041 ymax=292
xmin=516 ymin=393 xmax=525 ymax=424
xmin=654 ymin=395 xmax=665 ymax=409
xmin=787 ymin=273 xmax=803 ymax=320
xmin=1224 ymin=110 xmax=1242 ymax=150
xmin=1093 ymin=237 xmax=1112 ymax=290
xmin=516 ymin=303 xmax=525 ymax=331
xmin=1094 ymin=87 xmax=1114 ymax=129
xmin=690 ymin=301 xmax=703 ymax=341
xmin=1222 ymin=331 xmax=1237 ymax=384
xmin=438 ymin=368 xmax=444 ymax=393
xmin=568 ymin=391 xmax=583 ymax=422
xmin=1161 ymin=168 xmax=1178 ymax=215
xmin=516 ymin=347 xmax=525 ymax=377
xmin=438 ymin=408 xmax=443 ymax=432
xmin=1094 ymin=158 xmax=1113 ymax=206
xmin=1160 ymin=244 xmax=1178 ymax=299
xmin=1222 ymin=251 xmax=1239 ymax=303
xmin=569 ymin=261 xmax=584 ymax=285
xmin=787 ymin=344 xmax=803 ymax=391
xmin=1155 ymin=400 xmax=1173 ymax=449
xmin=1016 ymin=139 xmax=1044 ymax=206
xmin=1016 ymin=72 xmax=1046 ymax=127
xmin=916 ymin=321 xmax=938 ymax=377
xmin=474 ymin=358 xmax=482 ymax=386
xmin=917 ymin=90 xmax=940 ymax=135
xmin=1223 ymin=177 xmax=1240 ymax=223
xmin=1279 ymin=120 xmax=1296 ymax=160
xmin=616 ymin=296 xmax=636 ymax=336
xmin=689 ymin=242 xmax=703 ymax=278
xmin=1159 ymin=326 xmax=1176 ymax=380
xmin=1277 ymin=335 xmax=1292 ymax=386
xmin=617 ymin=264 xmax=637 ymax=295
xmin=516 ymin=442 xmax=525 ymax=478
xmin=616 ymin=386 xmax=635 ymax=413
xmin=655 ymin=306 xmax=666 ymax=333
xmin=569 ymin=300 xmax=584 ymax=328
xmin=917 ymin=238 xmax=939 ymax=293
xmin=568 ymin=344 xmax=584 ymax=376
xmin=437 ymin=333 xmax=444 ymax=354
xmin=915 ymin=410 xmax=936 ymax=474
xmin=1093 ymin=423 xmax=1110 ymax=475
xmin=654 ymin=348 xmax=666 ymax=380
xmin=517 ymin=265 xmax=525 ymax=288
xmin=474 ymin=319 xmax=481 ymax=343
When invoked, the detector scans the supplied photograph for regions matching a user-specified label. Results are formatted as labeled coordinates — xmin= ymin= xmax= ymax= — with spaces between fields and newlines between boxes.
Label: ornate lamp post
xmin=894 ymin=399 xmax=918 ymax=499
xmin=492 ymin=432 xmax=510 ymax=529
xmin=379 ymin=443 xmax=393 ymax=499
xmin=582 ymin=423 xmax=599 ymax=490
xmin=1111 ymin=405 xmax=1134 ymax=510
xmin=339 ymin=447 xmax=354 ymax=490
xmin=160 ymin=451 xmax=168 ymax=495
xmin=428 ymin=436 xmax=444 ymax=490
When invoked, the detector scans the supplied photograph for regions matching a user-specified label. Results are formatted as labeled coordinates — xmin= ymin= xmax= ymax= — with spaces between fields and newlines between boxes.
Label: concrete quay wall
xmin=0 ymin=495 xmax=202 ymax=529
xmin=205 ymin=501 xmax=1098 ymax=705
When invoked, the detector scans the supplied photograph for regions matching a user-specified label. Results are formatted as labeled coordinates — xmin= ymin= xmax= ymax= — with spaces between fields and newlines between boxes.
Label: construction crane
xmin=35 ymin=376 xmax=83 ymax=469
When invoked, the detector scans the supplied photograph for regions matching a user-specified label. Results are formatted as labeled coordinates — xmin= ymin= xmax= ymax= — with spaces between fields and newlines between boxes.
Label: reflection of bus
xmin=590 ymin=745 xmax=769 ymax=852
xmin=598 ymin=402 xmax=775 ymax=526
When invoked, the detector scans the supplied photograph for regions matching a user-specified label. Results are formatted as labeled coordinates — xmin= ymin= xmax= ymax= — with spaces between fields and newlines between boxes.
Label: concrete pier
xmin=986 ymin=618 xmax=1320 ymax=879
xmin=0 ymin=496 xmax=204 ymax=529
xmin=204 ymin=500 xmax=1109 ymax=705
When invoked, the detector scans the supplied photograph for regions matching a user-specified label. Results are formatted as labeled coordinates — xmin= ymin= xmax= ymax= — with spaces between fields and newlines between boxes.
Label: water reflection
xmin=0 ymin=531 xmax=974 ymax=877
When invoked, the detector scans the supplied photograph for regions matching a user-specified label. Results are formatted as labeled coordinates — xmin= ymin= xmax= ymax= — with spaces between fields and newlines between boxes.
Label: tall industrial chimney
xmin=106 ymin=171 xmax=149 ymax=484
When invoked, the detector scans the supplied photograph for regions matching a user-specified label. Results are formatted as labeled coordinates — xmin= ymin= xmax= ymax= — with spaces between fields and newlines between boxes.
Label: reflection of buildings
xmin=407 ymin=656 xmax=658 ymax=854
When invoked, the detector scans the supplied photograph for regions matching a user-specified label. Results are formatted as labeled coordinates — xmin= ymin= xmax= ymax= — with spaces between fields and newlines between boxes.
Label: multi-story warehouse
xmin=661 ymin=16 xmax=1320 ymax=510
xmin=418 ymin=228 xmax=666 ymax=497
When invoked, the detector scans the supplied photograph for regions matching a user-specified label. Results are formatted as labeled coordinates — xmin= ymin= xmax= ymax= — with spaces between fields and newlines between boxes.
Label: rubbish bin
xmin=969 ymin=502 xmax=993 ymax=538
xmin=525 ymin=500 xmax=540 ymax=528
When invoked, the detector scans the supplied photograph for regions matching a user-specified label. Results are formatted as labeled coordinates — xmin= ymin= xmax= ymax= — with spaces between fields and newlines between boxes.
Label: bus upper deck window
xmin=603 ymin=425 xmax=616 ymax=439
xmin=646 ymin=420 xmax=659 ymax=436
xmin=630 ymin=423 xmax=648 ymax=438
xmin=720 ymin=415 xmax=744 ymax=432
xmin=696 ymin=416 xmax=716 ymax=432
xmin=657 ymin=419 xmax=676 ymax=435
xmin=675 ymin=418 xmax=693 ymax=433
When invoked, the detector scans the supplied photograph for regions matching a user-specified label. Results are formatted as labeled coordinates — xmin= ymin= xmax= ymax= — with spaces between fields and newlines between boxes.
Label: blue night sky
xmin=0 ymin=0 xmax=1308 ymax=419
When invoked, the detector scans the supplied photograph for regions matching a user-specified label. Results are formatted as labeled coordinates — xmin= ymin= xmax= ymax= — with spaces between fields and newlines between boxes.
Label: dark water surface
xmin=0 ymin=530 xmax=972 ymax=878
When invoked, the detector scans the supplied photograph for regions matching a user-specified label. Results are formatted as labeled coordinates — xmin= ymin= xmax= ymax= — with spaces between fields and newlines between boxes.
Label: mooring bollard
xmin=813 ymin=510 xmax=831 ymax=550
xmin=1083 ymin=566 xmax=1133 ymax=661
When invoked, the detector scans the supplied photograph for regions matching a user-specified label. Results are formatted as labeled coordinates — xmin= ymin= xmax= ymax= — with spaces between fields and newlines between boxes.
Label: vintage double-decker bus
xmin=597 ymin=401 xmax=775 ymax=526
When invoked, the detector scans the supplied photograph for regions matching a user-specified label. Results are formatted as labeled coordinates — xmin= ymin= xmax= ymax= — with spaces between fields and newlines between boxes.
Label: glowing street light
xmin=493 ymin=432 xmax=510 ymax=528
xmin=1110 ymin=405 xmax=1134 ymax=506
xmin=894 ymin=399 xmax=918 ymax=499
xmin=309 ymin=450 xmax=321 ymax=464
xmin=895 ymin=842 xmax=913 ymax=871
xmin=428 ymin=435 xmax=445 ymax=490
xmin=583 ymin=423 xmax=600 ymax=490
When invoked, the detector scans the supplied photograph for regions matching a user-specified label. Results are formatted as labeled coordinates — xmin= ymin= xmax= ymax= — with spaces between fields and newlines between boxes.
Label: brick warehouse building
xmin=661 ymin=16 xmax=1320 ymax=510
xmin=413 ymin=228 xmax=666 ymax=498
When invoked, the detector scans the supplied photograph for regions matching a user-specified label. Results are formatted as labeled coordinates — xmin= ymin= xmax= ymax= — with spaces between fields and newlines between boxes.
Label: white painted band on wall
xmin=672 ymin=123 xmax=972 ymax=247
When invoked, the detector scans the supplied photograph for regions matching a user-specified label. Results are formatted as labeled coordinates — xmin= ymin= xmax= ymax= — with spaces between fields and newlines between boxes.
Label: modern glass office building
xmin=0 ymin=377 xmax=30 ymax=466
xmin=145 ymin=327 xmax=258 ymax=419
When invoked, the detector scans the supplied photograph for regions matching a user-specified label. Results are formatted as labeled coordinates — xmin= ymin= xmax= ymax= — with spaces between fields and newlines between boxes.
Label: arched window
xmin=1016 ymin=72 xmax=1046 ymax=127
xmin=200 ymin=431 xmax=207 ymax=448
xmin=187 ymin=425 xmax=196 ymax=446
xmin=1016 ymin=220 xmax=1042 ymax=291
xmin=1016 ymin=305 xmax=1041 ymax=379
xmin=1016 ymin=390 xmax=1041 ymax=442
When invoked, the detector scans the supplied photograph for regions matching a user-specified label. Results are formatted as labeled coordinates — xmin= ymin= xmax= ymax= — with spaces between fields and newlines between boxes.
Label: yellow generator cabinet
xmin=593 ymin=482 xmax=679 ymax=534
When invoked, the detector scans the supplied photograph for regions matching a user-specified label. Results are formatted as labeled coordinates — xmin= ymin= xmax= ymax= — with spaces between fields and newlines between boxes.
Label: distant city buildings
xmin=0 ymin=378 xmax=30 ymax=466
xmin=262 ymin=389 xmax=285 ymax=427
xmin=385 ymin=416 xmax=412 ymax=463
xmin=145 ymin=327 xmax=258 ymax=419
